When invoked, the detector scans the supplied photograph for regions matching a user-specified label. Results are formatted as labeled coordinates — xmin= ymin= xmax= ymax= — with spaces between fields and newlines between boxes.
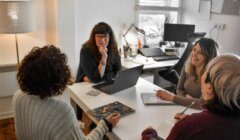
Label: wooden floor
xmin=0 ymin=112 xmax=93 ymax=140
xmin=0 ymin=118 xmax=16 ymax=140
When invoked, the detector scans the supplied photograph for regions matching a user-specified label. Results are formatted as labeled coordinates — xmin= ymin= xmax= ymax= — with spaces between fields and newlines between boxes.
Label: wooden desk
xmin=68 ymin=78 xmax=199 ymax=140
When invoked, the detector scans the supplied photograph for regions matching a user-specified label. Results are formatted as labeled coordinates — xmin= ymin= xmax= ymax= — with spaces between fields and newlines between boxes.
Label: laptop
xmin=139 ymin=48 xmax=165 ymax=57
xmin=92 ymin=65 xmax=143 ymax=94
xmin=139 ymin=48 xmax=179 ymax=61
xmin=153 ymin=55 xmax=179 ymax=61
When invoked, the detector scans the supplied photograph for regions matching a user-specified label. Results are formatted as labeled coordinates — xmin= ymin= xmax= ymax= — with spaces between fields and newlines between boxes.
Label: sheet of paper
xmin=195 ymin=0 xmax=200 ymax=12
xmin=141 ymin=93 xmax=175 ymax=105
xmin=199 ymin=0 xmax=211 ymax=20
xmin=86 ymin=90 xmax=101 ymax=96
xmin=211 ymin=0 xmax=224 ymax=13
xmin=129 ymin=55 xmax=154 ymax=65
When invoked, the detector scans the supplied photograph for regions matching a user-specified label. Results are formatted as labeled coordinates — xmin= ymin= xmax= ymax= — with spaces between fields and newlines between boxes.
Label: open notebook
xmin=141 ymin=93 xmax=176 ymax=105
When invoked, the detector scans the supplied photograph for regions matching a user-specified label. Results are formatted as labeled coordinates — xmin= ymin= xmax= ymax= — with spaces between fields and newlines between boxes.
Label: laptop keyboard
xmin=153 ymin=55 xmax=179 ymax=61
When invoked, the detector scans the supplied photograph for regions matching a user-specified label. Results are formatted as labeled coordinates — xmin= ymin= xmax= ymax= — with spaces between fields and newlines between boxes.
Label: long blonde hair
xmin=185 ymin=38 xmax=219 ymax=81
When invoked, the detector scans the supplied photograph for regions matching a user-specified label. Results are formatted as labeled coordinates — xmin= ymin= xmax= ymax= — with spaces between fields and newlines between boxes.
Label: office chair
xmin=153 ymin=32 xmax=206 ymax=93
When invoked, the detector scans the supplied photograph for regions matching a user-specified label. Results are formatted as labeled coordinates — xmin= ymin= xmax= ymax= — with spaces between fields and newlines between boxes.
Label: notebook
xmin=88 ymin=101 xmax=135 ymax=120
xmin=141 ymin=93 xmax=176 ymax=105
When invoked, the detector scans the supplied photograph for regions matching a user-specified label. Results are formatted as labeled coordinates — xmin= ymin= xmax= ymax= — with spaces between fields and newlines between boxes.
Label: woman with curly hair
xmin=13 ymin=45 xmax=120 ymax=140
xmin=76 ymin=22 xmax=121 ymax=83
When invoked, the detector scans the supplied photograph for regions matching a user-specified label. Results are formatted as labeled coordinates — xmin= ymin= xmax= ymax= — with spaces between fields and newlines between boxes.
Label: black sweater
xmin=76 ymin=44 xmax=121 ymax=83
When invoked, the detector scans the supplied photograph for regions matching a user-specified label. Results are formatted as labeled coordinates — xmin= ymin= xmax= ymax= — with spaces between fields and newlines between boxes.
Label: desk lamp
xmin=0 ymin=1 xmax=35 ymax=66
xmin=122 ymin=24 xmax=145 ymax=52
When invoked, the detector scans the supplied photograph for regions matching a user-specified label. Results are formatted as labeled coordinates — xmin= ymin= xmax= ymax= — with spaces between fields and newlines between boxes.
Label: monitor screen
xmin=164 ymin=23 xmax=195 ymax=42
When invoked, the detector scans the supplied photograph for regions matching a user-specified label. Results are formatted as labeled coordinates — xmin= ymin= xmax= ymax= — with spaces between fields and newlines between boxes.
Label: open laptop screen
xmin=92 ymin=65 xmax=143 ymax=94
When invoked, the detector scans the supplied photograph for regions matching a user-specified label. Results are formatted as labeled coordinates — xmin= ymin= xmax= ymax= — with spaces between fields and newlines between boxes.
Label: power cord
xmin=209 ymin=25 xmax=220 ymax=40
xmin=209 ymin=25 xmax=216 ymax=38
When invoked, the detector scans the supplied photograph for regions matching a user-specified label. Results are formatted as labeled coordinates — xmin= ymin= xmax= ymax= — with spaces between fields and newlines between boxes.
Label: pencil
xmin=180 ymin=101 xmax=196 ymax=114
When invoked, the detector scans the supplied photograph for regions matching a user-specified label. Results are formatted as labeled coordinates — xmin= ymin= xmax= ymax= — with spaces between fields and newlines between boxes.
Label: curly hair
xmin=17 ymin=45 xmax=71 ymax=99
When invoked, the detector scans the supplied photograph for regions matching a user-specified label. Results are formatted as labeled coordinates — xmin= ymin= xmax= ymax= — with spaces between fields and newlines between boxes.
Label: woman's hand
xmin=174 ymin=112 xmax=188 ymax=122
xmin=156 ymin=90 xmax=174 ymax=102
xmin=141 ymin=127 xmax=159 ymax=140
xmin=83 ymin=76 xmax=91 ymax=82
xmin=99 ymin=46 xmax=108 ymax=61
xmin=106 ymin=113 xmax=121 ymax=127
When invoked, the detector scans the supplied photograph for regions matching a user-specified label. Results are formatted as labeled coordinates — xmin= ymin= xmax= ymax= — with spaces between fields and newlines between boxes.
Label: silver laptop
xmin=92 ymin=65 xmax=143 ymax=94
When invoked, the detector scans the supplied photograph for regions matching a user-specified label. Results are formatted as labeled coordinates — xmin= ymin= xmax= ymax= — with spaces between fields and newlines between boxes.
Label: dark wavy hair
xmin=86 ymin=22 xmax=119 ymax=63
xmin=17 ymin=45 xmax=72 ymax=99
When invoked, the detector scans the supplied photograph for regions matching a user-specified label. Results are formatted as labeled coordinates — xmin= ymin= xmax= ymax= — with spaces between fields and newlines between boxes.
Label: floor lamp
xmin=0 ymin=1 xmax=35 ymax=66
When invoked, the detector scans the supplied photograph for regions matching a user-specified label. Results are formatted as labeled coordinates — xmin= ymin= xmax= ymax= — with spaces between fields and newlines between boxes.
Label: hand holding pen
xmin=174 ymin=101 xmax=195 ymax=122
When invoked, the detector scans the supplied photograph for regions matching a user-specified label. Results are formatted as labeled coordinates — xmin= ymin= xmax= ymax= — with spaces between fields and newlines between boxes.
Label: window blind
xmin=138 ymin=0 xmax=180 ymax=8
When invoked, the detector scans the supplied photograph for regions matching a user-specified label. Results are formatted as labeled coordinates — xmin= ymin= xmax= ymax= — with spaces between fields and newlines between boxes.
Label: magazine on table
xmin=88 ymin=101 xmax=135 ymax=120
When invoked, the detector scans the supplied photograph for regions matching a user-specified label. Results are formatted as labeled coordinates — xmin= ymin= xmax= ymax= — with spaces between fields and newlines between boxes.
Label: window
xmin=137 ymin=0 xmax=182 ymax=47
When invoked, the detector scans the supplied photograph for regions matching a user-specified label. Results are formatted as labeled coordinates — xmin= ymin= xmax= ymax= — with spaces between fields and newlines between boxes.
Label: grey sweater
xmin=13 ymin=91 xmax=108 ymax=140
xmin=173 ymin=69 xmax=203 ymax=110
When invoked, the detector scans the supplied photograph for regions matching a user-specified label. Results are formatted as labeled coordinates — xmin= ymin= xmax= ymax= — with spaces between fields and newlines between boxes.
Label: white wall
xmin=181 ymin=0 xmax=240 ymax=55
xmin=0 ymin=0 xmax=57 ymax=119
xmin=57 ymin=0 xmax=78 ymax=76
xmin=0 ymin=0 xmax=136 ymax=120
xmin=74 ymin=0 xmax=136 ymax=76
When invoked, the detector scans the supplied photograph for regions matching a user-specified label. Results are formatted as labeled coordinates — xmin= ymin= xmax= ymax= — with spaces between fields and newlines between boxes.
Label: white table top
xmin=68 ymin=78 xmax=199 ymax=140
xmin=121 ymin=55 xmax=178 ymax=70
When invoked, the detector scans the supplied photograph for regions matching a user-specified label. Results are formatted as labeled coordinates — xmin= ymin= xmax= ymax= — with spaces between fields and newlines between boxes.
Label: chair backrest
xmin=173 ymin=32 xmax=206 ymax=75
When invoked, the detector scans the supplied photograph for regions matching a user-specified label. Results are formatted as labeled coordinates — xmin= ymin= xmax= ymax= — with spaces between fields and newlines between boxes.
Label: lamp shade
xmin=0 ymin=0 xmax=35 ymax=34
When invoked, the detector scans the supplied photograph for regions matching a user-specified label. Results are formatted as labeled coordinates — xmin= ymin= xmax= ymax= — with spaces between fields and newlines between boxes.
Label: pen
xmin=180 ymin=101 xmax=195 ymax=114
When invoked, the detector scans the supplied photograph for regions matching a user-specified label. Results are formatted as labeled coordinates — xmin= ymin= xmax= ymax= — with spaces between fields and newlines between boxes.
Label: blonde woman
xmin=156 ymin=38 xmax=218 ymax=109
xmin=143 ymin=54 xmax=240 ymax=140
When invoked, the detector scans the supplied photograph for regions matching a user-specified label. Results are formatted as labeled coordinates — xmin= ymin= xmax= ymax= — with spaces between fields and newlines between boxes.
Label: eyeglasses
xmin=95 ymin=34 xmax=109 ymax=39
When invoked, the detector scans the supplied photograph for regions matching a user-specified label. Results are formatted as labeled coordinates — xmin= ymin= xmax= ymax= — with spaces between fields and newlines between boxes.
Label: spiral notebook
xmin=141 ymin=93 xmax=176 ymax=105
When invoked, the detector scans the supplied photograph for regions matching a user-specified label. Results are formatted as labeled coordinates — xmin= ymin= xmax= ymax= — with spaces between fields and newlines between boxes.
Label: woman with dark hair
xmin=156 ymin=38 xmax=219 ymax=109
xmin=76 ymin=22 xmax=121 ymax=83
xmin=13 ymin=45 xmax=120 ymax=140
xmin=143 ymin=54 xmax=240 ymax=140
